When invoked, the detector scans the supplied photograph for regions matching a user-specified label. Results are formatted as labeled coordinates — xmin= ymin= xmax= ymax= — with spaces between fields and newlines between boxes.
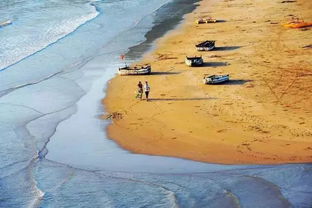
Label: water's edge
xmin=125 ymin=0 xmax=200 ymax=59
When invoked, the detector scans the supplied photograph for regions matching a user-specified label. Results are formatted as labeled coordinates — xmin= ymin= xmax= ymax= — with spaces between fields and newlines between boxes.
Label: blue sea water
xmin=0 ymin=0 xmax=312 ymax=207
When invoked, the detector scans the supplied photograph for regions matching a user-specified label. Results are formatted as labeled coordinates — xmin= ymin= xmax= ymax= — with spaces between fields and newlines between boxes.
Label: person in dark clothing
xmin=136 ymin=81 xmax=143 ymax=100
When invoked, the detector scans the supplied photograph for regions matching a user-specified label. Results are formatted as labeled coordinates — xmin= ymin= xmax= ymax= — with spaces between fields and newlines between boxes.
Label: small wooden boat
xmin=196 ymin=18 xmax=217 ymax=24
xmin=283 ymin=21 xmax=312 ymax=28
xmin=0 ymin=20 xmax=12 ymax=28
xmin=118 ymin=64 xmax=151 ymax=75
xmin=185 ymin=56 xmax=204 ymax=67
xmin=203 ymin=74 xmax=229 ymax=84
xmin=196 ymin=40 xmax=215 ymax=51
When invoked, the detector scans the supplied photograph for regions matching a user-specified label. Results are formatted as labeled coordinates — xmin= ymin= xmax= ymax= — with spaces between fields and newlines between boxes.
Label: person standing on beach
xmin=144 ymin=81 xmax=150 ymax=101
xmin=136 ymin=81 xmax=143 ymax=100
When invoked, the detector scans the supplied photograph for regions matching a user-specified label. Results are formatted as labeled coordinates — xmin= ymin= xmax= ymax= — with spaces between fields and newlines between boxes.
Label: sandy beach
xmin=103 ymin=0 xmax=312 ymax=164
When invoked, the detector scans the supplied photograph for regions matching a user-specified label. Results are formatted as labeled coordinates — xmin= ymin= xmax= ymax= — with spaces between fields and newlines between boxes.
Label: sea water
xmin=0 ymin=0 xmax=311 ymax=207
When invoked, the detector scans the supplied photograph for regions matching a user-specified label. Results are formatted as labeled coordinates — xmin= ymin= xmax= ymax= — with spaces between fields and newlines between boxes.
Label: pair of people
xmin=137 ymin=81 xmax=150 ymax=101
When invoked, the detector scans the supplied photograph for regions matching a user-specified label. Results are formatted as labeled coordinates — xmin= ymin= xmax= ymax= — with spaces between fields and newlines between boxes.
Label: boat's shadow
xmin=215 ymin=79 xmax=253 ymax=85
xmin=214 ymin=46 xmax=241 ymax=51
xmin=149 ymin=71 xmax=181 ymax=75
xmin=202 ymin=62 xmax=229 ymax=67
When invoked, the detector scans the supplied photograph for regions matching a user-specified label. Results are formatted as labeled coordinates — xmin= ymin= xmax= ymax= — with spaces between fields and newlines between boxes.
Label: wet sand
xmin=103 ymin=0 xmax=312 ymax=164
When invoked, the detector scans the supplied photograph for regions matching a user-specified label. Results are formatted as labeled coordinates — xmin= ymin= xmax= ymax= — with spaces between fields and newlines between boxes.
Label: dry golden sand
xmin=103 ymin=0 xmax=312 ymax=164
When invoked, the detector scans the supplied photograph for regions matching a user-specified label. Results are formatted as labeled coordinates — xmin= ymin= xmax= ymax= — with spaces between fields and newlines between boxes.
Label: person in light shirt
xmin=143 ymin=81 xmax=150 ymax=101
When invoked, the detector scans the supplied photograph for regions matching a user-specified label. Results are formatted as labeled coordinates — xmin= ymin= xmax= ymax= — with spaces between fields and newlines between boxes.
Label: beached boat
xmin=0 ymin=20 xmax=12 ymax=27
xmin=196 ymin=18 xmax=217 ymax=24
xmin=283 ymin=21 xmax=312 ymax=28
xmin=196 ymin=40 xmax=215 ymax=51
xmin=118 ymin=64 xmax=151 ymax=75
xmin=203 ymin=74 xmax=229 ymax=84
xmin=185 ymin=56 xmax=204 ymax=67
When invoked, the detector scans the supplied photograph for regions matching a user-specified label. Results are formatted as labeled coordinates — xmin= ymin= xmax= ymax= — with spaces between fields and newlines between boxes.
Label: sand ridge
xmin=103 ymin=0 xmax=312 ymax=164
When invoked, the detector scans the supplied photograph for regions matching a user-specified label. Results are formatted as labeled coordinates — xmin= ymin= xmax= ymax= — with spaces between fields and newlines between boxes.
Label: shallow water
xmin=0 ymin=0 xmax=311 ymax=207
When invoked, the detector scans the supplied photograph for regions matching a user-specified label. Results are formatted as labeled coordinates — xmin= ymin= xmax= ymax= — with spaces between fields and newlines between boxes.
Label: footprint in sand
xmin=217 ymin=129 xmax=227 ymax=133
xmin=241 ymin=143 xmax=252 ymax=151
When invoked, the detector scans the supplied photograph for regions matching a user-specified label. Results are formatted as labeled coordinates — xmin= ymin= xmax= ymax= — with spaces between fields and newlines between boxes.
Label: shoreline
xmin=103 ymin=0 xmax=312 ymax=164
xmin=125 ymin=0 xmax=201 ymax=61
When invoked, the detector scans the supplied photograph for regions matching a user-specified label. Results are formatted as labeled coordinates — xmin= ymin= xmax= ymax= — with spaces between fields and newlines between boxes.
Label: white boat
xmin=196 ymin=40 xmax=215 ymax=51
xmin=0 ymin=20 xmax=12 ymax=27
xmin=185 ymin=56 xmax=204 ymax=67
xmin=203 ymin=74 xmax=230 ymax=84
xmin=118 ymin=64 xmax=151 ymax=76
xmin=196 ymin=18 xmax=217 ymax=24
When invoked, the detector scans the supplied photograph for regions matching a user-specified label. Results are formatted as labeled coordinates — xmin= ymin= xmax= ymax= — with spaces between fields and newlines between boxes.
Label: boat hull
xmin=203 ymin=74 xmax=230 ymax=84
xmin=196 ymin=46 xmax=215 ymax=51
xmin=0 ymin=20 xmax=12 ymax=27
xmin=196 ymin=19 xmax=217 ymax=24
xmin=185 ymin=58 xmax=204 ymax=67
xmin=196 ymin=40 xmax=215 ymax=51
xmin=118 ymin=66 xmax=151 ymax=76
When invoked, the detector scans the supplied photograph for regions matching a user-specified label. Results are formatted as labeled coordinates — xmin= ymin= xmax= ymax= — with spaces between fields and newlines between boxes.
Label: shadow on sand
xmin=214 ymin=46 xmax=241 ymax=51
xmin=216 ymin=20 xmax=226 ymax=23
xmin=203 ymin=62 xmax=229 ymax=67
xmin=214 ymin=79 xmax=253 ymax=85
xmin=149 ymin=97 xmax=216 ymax=101
xmin=149 ymin=71 xmax=180 ymax=75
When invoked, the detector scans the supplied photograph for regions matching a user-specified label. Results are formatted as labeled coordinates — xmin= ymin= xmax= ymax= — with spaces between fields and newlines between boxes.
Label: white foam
xmin=0 ymin=1 xmax=99 ymax=70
